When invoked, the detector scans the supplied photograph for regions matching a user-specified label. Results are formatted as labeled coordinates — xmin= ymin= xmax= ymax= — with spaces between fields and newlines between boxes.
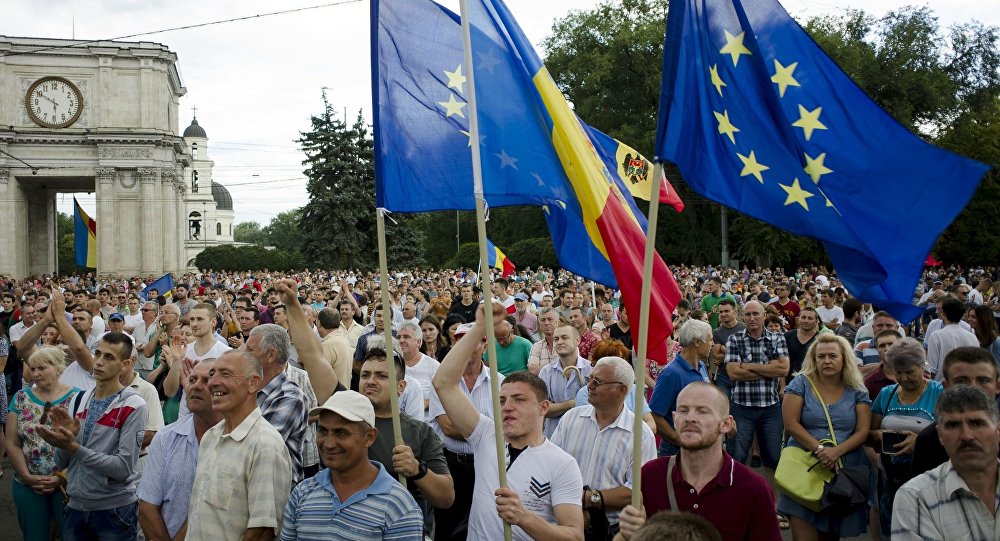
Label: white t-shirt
xmin=405 ymin=353 xmax=440 ymax=402
xmin=815 ymin=305 xmax=845 ymax=325
xmin=177 ymin=340 xmax=232 ymax=418
xmin=60 ymin=361 xmax=96 ymax=392
xmin=467 ymin=415 xmax=583 ymax=541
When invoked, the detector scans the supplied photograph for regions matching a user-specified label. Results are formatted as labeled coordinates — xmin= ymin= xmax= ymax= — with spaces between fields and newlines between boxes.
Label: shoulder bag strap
xmin=666 ymin=455 xmax=679 ymax=511
xmin=804 ymin=376 xmax=842 ymax=467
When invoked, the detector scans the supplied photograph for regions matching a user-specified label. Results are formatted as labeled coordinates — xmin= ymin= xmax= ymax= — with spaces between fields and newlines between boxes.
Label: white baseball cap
xmin=309 ymin=390 xmax=375 ymax=427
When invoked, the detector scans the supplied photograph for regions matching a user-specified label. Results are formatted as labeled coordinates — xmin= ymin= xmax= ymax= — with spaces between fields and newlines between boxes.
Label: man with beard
xmin=616 ymin=382 xmax=781 ymax=541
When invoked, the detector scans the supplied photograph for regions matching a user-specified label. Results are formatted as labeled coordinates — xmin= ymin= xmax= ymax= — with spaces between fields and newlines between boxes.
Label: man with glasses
xmin=140 ymin=304 xmax=180 ymax=370
xmin=552 ymin=356 xmax=656 ymax=541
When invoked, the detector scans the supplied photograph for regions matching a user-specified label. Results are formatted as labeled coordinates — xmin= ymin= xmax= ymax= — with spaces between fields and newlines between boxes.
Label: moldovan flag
xmin=486 ymin=238 xmax=516 ymax=279
xmin=73 ymin=198 xmax=97 ymax=268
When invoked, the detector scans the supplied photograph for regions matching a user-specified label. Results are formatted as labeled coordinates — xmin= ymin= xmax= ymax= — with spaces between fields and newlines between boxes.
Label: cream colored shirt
xmin=321 ymin=329 xmax=354 ymax=386
xmin=187 ymin=408 xmax=292 ymax=541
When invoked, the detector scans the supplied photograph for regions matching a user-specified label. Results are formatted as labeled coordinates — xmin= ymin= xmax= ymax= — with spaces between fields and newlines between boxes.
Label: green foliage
xmin=194 ymin=245 xmax=303 ymax=272
xmin=448 ymin=242 xmax=482 ymax=269
xmin=506 ymin=238 xmax=559 ymax=269
xmin=56 ymin=212 xmax=89 ymax=274
xmin=263 ymin=208 xmax=304 ymax=254
xmin=297 ymin=94 xmax=426 ymax=269
xmin=233 ymin=221 xmax=268 ymax=245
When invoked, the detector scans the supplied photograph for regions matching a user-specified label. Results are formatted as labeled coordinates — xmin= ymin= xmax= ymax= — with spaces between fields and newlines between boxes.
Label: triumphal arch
xmin=0 ymin=36 xmax=191 ymax=277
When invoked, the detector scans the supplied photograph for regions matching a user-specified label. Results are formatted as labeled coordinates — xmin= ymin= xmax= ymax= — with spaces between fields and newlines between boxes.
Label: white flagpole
xmin=459 ymin=2 xmax=512 ymax=540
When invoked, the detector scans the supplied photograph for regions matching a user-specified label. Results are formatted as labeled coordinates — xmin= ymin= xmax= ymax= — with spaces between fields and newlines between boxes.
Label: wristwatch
xmin=814 ymin=443 xmax=825 ymax=455
xmin=590 ymin=490 xmax=602 ymax=507
xmin=409 ymin=461 xmax=428 ymax=481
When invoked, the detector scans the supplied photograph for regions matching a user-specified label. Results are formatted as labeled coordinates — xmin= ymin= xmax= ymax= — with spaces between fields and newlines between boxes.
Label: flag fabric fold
xmin=73 ymin=198 xmax=97 ymax=268
xmin=486 ymin=238 xmax=516 ymax=279
xmin=655 ymin=0 xmax=989 ymax=321
xmin=139 ymin=274 xmax=175 ymax=302
xmin=372 ymin=0 xmax=682 ymax=355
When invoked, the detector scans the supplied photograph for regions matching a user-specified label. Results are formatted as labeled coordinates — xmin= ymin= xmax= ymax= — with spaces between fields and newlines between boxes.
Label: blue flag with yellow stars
xmin=655 ymin=0 xmax=989 ymax=321
xmin=371 ymin=0 xmax=672 ymax=288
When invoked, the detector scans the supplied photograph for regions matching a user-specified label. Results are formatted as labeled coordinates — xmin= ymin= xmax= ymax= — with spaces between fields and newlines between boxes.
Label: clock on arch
xmin=24 ymin=76 xmax=84 ymax=128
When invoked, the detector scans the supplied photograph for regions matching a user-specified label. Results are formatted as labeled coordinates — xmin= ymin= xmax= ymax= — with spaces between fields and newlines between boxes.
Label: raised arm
xmin=15 ymin=304 xmax=53 ymax=354
xmin=432 ymin=303 xmax=505 ymax=439
xmin=49 ymin=288 xmax=94 ymax=371
xmin=277 ymin=279 xmax=338 ymax=402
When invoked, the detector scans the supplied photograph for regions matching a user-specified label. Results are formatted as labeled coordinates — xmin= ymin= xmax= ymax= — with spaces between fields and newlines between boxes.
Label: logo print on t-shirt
xmin=529 ymin=477 xmax=551 ymax=498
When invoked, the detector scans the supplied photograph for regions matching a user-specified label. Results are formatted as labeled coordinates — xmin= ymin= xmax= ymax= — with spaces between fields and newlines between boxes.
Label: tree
xmin=194 ymin=245 xmax=303 ymax=272
xmin=56 ymin=212 xmax=89 ymax=275
xmin=298 ymin=93 xmax=425 ymax=268
xmin=263 ymin=208 xmax=305 ymax=254
xmin=233 ymin=221 xmax=268 ymax=245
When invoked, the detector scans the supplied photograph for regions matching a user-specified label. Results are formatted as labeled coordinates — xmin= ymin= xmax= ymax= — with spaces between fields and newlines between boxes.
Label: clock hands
xmin=39 ymin=94 xmax=59 ymax=106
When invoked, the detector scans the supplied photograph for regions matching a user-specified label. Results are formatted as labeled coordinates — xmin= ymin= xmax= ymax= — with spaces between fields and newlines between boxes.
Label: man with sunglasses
xmin=551 ymin=356 xmax=656 ymax=541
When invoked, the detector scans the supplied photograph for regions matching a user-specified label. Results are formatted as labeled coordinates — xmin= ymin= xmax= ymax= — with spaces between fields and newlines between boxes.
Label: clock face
xmin=25 ymin=77 xmax=83 ymax=128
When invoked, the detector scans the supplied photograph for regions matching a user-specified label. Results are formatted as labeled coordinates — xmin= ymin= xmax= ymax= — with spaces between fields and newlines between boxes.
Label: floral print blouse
xmin=10 ymin=387 xmax=81 ymax=482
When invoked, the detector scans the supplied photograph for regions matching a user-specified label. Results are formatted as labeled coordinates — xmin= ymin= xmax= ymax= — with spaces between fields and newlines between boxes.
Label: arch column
xmin=160 ymin=171 xmax=178 ymax=274
xmin=95 ymin=167 xmax=118 ymax=275
xmin=139 ymin=167 xmax=162 ymax=274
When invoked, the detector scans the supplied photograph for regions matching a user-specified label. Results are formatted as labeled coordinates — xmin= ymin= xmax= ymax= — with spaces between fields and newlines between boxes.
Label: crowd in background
xmin=1 ymin=262 xmax=999 ymax=541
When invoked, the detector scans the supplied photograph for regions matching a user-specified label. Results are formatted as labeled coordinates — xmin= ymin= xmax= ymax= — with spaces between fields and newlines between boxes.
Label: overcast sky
xmin=1 ymin=0 xmax=994 ymax=224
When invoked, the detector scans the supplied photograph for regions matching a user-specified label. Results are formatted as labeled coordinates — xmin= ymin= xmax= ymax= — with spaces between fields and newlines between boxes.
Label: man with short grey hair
xmin=552 ymin=356 xmax=656 ymax=539
xmin=892 ymin=385 xmax=1000 ymax=540
xmin=247 ymin=324 xmax=310 ymax=483
xmin=398 ymin=321 xmax=440 ymax=412
xmin=650 ymin=319 xmax=713 ymax=457
xmin=187 ymin=350 xmax=292 ymax=541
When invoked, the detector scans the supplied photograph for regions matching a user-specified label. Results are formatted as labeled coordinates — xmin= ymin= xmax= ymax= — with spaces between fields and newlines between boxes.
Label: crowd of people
xmin=1 ymin=262 xmax=999 ymax=541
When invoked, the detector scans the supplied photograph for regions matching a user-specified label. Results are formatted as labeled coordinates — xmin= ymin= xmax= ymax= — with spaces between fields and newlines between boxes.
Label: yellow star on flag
xmin=709 ymin=64 xmax=727 ymax=96
xmin=714 ymin=110 xmax=740 ymax=144
xmin=792 ymin=105 xmax=827 ymax=141
xmin=720 ymin=30 xmax=752 ymax=66
xmin=737 ymin=151 xmax=769 ymax=183
xmin=459 ymin=130 xmax=485 ymax=147
xmin=438 ymin=93 xmax=466 ymax=119
xmin=770 ymin=60 xmax=800 ymax=97
xmin=444 ymin=65 xmax=467 ymax=95
xmin=804 ymin=153 xmax=833 ymax=184
xmin=780 ymin=178 xmax=815 ymax=210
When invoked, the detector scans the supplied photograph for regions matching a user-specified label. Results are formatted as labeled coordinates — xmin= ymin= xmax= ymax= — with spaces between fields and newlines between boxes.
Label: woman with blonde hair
xmin=779 ymin=334 xmax=873 ymax=540
xmin=5 ymin=346 xmax=82 ymax=541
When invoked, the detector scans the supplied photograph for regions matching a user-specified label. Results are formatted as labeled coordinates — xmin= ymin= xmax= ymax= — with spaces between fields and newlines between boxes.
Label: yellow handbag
xmin=774 ymin=377 xmax=841 ymax=512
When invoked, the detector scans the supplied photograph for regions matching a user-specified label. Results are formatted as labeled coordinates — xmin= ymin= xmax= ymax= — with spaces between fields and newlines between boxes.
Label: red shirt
xmin=640 ymin=452 xmax=781 ymax=541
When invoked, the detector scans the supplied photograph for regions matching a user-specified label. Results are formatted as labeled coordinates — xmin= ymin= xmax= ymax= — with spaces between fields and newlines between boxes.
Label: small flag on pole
xmin=139 ymin=274 xmax=175 ymax=302
xmin=485 ymin=238 xmax=515 ymax=279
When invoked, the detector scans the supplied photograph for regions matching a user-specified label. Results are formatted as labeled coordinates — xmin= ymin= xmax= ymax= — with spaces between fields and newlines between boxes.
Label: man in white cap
xmin=281 ymin=390 xmax=424 ymax=540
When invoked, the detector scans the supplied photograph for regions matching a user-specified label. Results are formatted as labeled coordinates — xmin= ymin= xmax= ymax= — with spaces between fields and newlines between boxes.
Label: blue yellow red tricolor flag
xmin=372 ymin=0 xmax=682 ymax=355
xmin=485 ymin=239 xmax=515 ymax=278
xmin=655 ymin=0 xmax=988 ymax=321
xmin=73 ymin=198 xmax=97 ymax=268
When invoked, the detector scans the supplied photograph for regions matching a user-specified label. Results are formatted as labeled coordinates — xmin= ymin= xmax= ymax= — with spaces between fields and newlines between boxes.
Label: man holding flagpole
xmin=433 ymin=303 xmax=584 ymax=541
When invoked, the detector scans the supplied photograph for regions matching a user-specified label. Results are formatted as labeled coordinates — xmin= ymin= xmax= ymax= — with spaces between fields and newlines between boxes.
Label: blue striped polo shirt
xmin=280 ymin=461 xmax=423 ymax=541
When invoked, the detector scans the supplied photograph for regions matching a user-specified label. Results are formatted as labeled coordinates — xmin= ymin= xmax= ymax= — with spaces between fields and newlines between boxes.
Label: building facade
xmin=0 ymin=36 xmax=191 ymax=277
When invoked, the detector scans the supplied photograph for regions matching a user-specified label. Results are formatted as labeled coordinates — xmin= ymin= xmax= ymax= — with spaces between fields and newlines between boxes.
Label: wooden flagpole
xmin=631 ymin=163 xmax=664 ymax=509
xmin=375 ymin=208 xmax=405 ymax=484
xmin=459 ymin=1 xmax=512 ymax=539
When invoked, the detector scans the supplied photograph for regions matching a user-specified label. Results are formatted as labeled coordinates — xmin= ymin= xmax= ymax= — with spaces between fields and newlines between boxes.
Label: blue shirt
xmin=280 ymin=461 xmax=423 ymax=541
xmin=137 ymin=416 xmax=199 ymax=538
xmin=649 ymin=353 xmax=710 ymax=423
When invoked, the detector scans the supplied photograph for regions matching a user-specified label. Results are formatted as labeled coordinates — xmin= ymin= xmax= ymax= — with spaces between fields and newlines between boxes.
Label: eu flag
xmin=655 ymin=0 xmax=989 ymax=321
xmin=139 ymin=274 xmax=175 ymax=302
xmin=372 ymin=0 xmax=682 ymax=354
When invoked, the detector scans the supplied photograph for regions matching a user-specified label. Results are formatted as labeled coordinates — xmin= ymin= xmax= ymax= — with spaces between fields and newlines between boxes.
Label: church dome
xmin=211 ymin=181 xmax=233 ymax=211
xmin=183 ymin=117 xmax=207 ymax=138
